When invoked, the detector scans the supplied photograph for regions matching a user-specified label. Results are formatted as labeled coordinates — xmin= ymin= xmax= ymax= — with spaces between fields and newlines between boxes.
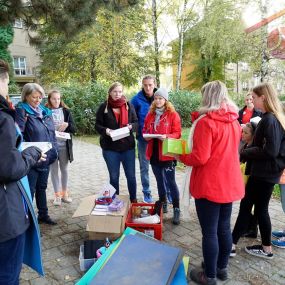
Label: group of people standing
xmin=95 ymin=77 xmax=182 ymax=225
xmin=2 ymin=54 xmax=285 ymax=285
xmin=184 ymin=82 xmax=285 ymax=285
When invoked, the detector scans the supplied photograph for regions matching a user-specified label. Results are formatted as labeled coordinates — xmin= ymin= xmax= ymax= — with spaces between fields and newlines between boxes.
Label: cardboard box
xmin=162 ymin=138 xmax=190 ymax=156
xmin=73 ymin=195 xmax=130 ymax=240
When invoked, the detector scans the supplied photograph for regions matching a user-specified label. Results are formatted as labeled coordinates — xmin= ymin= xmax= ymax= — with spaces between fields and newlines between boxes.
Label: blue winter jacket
xmin=16 ymin=102 xmax=58 ymax=168
xmin=131 ymin=90 xmax=154 ymax=139
xmin=0 ymin=96 xmax=44 ymax=275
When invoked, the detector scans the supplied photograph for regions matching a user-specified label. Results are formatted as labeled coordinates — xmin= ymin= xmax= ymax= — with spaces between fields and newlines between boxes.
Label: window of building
xmin=14 ymin=19 xmax=23 ymax=29
xmin=242 ymin=81 xmax=248 ymax=90
xmin=13 ymin=57 xmax=27 ymax=75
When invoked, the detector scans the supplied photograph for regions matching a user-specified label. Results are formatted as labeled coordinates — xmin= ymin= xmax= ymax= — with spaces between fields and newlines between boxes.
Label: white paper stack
xmin=110 ymin=127 xmax=130 ymax=141
xmin=21 ymin=142 xmax=52 ymax=153
xmin=55 ymin=131 xmax=71 ymax=140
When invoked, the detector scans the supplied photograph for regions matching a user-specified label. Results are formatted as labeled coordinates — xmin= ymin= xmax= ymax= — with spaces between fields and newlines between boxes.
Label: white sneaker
xmin=53 ymin=197 xmax=62 ymax=206
xmin=62 ymin=196 xmax=72 ymax=203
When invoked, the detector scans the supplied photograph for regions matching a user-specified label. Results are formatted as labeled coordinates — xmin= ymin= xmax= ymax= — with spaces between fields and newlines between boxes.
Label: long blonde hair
xmin=252 ymin=83 xmax=285 ymax=130
xmin=149 ymin=100 xmax=175 ymax=113
xmin=199 ymin=80 xmax=238 ymax=114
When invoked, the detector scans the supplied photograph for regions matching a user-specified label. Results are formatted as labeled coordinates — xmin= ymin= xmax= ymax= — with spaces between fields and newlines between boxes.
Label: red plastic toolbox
xmin=125 ymin=203 xmax=163 ymax=240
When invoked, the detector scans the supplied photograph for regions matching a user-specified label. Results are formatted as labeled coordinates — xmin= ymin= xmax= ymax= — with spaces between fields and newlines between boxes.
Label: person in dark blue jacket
xmin=131 ymin=75 xmax=157 ymax=203
xmin=16 ymin=83 xmax=58 ymax=225
xmin=0 ymin=60 xmax=44 ymax=284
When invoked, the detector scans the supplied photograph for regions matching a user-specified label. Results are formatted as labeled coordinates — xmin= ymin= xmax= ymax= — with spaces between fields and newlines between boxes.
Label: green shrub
xmin=229 ymin=92 xmax=245 ymax=109
xmin=57 ymin=82 xmax=108 ymax=134
xmin=9 ymin=81 xmax=21 ymax=94
xmin=169 ymin=90 xmax=201 ymax=127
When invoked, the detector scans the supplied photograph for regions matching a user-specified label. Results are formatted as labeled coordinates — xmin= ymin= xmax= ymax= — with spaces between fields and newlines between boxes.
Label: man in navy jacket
xmin=131 ymin=75 xmax=157 ymax=203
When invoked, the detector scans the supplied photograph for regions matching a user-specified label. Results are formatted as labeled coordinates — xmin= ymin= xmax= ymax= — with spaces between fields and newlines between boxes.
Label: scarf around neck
xmin=154 ymin=107 xmax=165 ymax=130
xmin=107 ymin=95 xmax=129 ymax=127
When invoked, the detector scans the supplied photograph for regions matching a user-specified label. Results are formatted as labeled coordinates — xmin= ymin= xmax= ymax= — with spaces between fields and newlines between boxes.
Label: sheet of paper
xmin=21 ymin=142 xmax=52 ymax=153
xmin=143 ymin=134 xmax=164 ymax=139
xmin=110 ymin=127 xmax=130 ymax=141
xmin=55 ymin=131 xmax=71 ymax=140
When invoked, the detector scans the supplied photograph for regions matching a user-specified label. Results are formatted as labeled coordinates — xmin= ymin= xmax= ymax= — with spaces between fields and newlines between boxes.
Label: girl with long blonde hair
xmin=232 ymin=82 xmax=285 ymax=260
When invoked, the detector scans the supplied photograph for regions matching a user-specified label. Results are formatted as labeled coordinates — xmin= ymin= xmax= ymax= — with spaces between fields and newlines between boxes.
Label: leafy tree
xmin=0 ymin=24 xmax=14 ymax=71
xmin=185 ymin=0 xmax=246 ymax=89
xmin=166 ymin=0 xmax=198 ymax=90
xmin=39 ymin=5 xmax=151 ymax=86
xmin=0 ymin=0 xmax=139 ymax=40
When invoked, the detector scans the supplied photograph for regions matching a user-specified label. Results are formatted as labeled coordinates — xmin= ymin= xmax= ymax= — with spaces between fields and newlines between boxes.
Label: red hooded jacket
xmin=180 ymin=106 xmax=244 ymax=203
xmin=143 ymin=110 xmax=181 ymax=161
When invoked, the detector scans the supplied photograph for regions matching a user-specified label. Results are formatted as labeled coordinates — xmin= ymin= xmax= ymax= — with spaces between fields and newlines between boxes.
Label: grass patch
xmin=273 ymin=184 xmax=281 ymax=199
xmin=75 ymin=134 xmax=100 ymax=145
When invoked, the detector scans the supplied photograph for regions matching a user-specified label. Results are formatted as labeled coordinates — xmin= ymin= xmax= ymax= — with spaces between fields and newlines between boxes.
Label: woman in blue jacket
xmin=0 ymin=60 xmax=44 ymax=283
xmin=16 ymin=83 xmax=58 ymax=225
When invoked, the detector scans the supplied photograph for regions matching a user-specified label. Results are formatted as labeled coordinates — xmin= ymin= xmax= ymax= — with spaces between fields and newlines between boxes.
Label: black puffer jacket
xmin=238 ymin=106 xmax=262 ymax=124
xmin=95 ymin=101 xmax=138 ymax=152
xmin=63 ymin=108 xmax=76 ymax=162
xmin=240 ymin=112 xmax=285 ymax=183
xmin=0 ymin=96 xmax=41 ymax=242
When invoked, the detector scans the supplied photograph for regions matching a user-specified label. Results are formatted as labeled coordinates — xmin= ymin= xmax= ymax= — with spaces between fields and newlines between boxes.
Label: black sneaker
xmin=230 ymin=248 xmax=236 ymax=257
xmin=190 ymin=268 xmax=217 ymax=285
xmin=172 ymin=208 xmax=180 ymax=225
xmin=38 ymin=216 xmax=57 ymax=225
xmin=162 ymin=202 xmax=168 ymax=213
xmin=201 ymin=261 xmax=228 ymax=281
xmin=245 ymin=244 xmax=273 ymax=259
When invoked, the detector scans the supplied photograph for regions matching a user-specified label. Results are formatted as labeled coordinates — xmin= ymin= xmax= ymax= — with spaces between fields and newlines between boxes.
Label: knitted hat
xmin=154 ymin=87 xmax=168 ymax=101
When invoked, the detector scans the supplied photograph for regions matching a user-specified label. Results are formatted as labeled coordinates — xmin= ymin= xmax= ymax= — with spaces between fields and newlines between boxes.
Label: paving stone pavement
xmin=20 ymin=138 xmax=285 ymax=285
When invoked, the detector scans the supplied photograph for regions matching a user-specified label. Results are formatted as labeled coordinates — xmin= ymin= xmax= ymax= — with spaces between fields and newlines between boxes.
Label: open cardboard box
xmin=73 ymin=195 xmax=130 ymax=240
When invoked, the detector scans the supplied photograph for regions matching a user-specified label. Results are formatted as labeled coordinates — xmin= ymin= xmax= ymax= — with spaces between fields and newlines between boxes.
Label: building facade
xmin=8 ymin=19 xmax=40 ymax=86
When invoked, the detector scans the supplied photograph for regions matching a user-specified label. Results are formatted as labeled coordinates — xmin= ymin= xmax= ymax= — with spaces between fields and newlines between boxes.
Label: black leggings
xmin=232 ymin=176 xmax=274 ymax=246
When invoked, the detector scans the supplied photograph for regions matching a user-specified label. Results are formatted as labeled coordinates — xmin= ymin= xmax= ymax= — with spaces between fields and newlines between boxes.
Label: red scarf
xmin=108 ymin=95 xmax=129 ymax=127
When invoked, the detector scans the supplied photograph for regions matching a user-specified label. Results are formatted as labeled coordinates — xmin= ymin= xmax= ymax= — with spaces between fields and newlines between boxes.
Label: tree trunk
xmin=176 ymin=0 xmax=188 ymax=90
xmin=90 ymin=53 xmax=97 ymax=82
xmin=259 ymin=0 xmax=269 ymax=82
xmin=152 ymin=0 xmax=160 ymax=87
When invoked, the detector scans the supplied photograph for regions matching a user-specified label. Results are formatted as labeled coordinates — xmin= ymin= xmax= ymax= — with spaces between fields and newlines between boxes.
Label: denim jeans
xmin=137 ymin=138 xmax=150 ymax=195
xmin=27 ymin=168 xmax=50 ymax=219
xmin=151 ymin=164 xmax=179 ymax=205
xmin=102 ymin=149 xmax=137 ymax=200
xmin=0 ymin=232 xmax=25 ymax=285
xmin=195 ymin=199 xmax=232 ymax=278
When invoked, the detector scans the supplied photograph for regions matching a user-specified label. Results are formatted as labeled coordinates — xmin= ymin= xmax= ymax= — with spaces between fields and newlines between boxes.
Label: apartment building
xmin=8 ymin=19 xmax=40 ymax=86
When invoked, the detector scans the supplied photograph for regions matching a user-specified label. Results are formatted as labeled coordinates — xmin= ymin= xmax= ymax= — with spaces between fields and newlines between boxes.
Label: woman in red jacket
xmin=143 ymin=87 xmax=181 ymax=225
xmin=178 ymin=81 xmax=244 ymax=285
